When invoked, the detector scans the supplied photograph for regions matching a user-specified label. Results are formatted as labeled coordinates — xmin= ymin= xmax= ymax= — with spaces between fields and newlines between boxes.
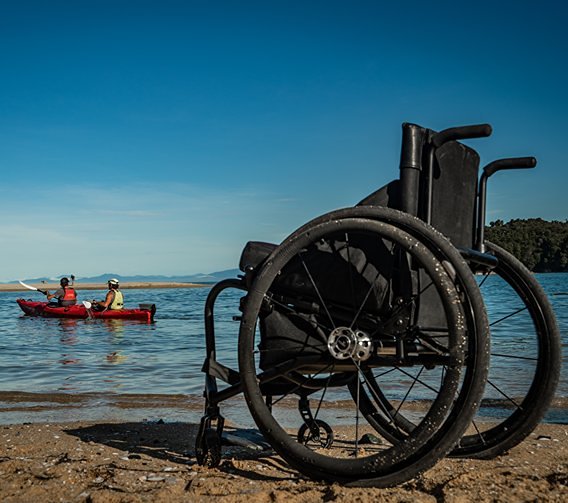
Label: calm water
xmin=0 ymin=273 xmax=566 ymax=425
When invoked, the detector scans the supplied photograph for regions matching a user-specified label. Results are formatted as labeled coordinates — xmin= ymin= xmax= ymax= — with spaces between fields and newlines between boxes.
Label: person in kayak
xmin=45 ymin=277 xmax=77 ymax=307
xmin=93 ymin=278 xmax=124 ymax=311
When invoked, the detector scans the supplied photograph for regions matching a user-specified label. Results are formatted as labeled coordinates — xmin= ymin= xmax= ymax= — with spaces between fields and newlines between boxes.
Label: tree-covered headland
xmin=485 ymin=218 xmax=568 ymax=272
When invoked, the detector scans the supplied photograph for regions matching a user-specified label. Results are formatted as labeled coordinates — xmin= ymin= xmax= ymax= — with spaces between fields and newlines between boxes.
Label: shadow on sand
xmin=65 ymin=421 xmax=296 ymax=482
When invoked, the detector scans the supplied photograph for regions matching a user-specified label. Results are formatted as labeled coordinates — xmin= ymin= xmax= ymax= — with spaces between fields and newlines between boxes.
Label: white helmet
xmin=108 ymin=278 xmax=119 ymax=286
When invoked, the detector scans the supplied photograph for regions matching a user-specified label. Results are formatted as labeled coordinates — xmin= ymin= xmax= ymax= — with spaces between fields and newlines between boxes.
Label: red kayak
xmin=17 ymin=299 xmax=156 ymax=323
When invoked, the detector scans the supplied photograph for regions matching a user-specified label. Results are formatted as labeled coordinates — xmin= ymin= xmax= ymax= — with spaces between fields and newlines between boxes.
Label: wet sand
xmin=0 ymin=418 xmax=566 ymax=502
xmin=0 ymin=281 xmax=209 ymax=292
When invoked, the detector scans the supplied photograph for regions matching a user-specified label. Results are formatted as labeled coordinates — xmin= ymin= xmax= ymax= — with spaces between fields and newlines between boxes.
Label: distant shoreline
xmin=0 ymin=281 xmax=210 ymax=292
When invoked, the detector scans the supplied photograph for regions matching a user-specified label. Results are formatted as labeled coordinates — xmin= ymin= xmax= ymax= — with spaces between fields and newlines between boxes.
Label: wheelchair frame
xmin=195 ymin=122 xmax=561 ymax=484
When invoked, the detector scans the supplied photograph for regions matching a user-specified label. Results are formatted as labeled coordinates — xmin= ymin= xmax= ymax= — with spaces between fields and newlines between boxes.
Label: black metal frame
xmin=197 ymin=120 xmax=538 ymax=468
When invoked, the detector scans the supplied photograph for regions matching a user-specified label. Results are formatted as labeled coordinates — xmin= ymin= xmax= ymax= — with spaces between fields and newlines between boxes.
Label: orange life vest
xmin=62 ymin=287 xmax=77 ymax=301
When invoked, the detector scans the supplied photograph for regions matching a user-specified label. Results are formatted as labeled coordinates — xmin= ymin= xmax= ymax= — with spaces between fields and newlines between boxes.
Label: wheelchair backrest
xmin=429 ymin=140 xmax=479 ymax=248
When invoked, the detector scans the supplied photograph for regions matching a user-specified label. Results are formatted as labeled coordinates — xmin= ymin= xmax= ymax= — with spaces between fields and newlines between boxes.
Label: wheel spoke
xmin=489 ymin=306 xmax=528 ymax=327
xmin=478 ymin=273 xmax=490 ymax=288
xmin=353 ymin=362 xmax=407 ymax=436
xmin=269 ymin=362 xmax=337 ymax=407
xmin=299 ymin=251 xmax=337 ymax=330
xmin=485 ymin=378 xmax=522 ymax=410
xmin=490 ymin=352 xmax=538 ymax=362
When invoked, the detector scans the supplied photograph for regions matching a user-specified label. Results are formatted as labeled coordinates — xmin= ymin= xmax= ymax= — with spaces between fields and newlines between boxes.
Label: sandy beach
xmin=0 ymin=420 xmax=566 ymax=502
xmin=0 ymin=281 xmax=208 ymax=292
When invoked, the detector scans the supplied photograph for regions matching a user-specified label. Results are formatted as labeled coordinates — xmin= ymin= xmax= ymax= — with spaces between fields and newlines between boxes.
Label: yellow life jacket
xmin=110 ymin=290 xmax=124 ymax=310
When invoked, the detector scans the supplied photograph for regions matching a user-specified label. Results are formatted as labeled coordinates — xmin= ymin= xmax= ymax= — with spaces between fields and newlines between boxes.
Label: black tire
xmin=238 ymin=216 xmax=486 ymax=486
xmin=452 ymin=241 xmax=562 ymax=458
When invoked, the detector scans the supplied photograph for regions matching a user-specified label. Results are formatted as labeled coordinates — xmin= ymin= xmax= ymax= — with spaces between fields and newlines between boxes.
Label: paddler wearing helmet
xmin=93 ymin=278 xmax=124 ymax=311
xmin=46 ymin=277 xmax=77 ymax=307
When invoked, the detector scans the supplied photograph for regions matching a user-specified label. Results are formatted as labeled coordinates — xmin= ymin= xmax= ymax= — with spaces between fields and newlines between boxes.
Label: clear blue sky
xmin=1 ymin=1 xmax=566 ymax=281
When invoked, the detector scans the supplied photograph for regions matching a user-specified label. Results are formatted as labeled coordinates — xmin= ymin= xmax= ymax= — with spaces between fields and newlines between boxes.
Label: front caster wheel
xmin=195 ymin=415 xmax=224 ymax=468
xmin=298 ymin=419 xmax=334 ymax=448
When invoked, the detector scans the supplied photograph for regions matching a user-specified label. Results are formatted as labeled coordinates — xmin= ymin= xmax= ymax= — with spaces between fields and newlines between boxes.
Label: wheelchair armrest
xmin=239 ymin=241 xmax=278 ymax=272
xmin=458 ymin=247 xmax=499 ymax=270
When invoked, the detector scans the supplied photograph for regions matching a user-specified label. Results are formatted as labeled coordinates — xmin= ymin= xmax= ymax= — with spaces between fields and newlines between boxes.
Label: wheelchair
xmin=195 ymin=122 xmax=561 ymax=486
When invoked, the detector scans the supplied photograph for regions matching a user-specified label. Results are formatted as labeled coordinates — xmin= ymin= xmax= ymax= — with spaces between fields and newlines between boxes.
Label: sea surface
xmin=0 ymin=273 xmax=566 ymax=426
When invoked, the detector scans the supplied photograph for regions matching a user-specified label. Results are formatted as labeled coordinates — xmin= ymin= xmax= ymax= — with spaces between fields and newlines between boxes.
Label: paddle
xmin=82 ymin=300 xmax=94 ymax=319
xmin=19 ymin=280 xmax=47 ymax=295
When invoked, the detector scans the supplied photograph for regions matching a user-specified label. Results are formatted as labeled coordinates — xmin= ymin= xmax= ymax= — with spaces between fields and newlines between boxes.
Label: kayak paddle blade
xmin=19 ymin=280 xmax=38 ymax=291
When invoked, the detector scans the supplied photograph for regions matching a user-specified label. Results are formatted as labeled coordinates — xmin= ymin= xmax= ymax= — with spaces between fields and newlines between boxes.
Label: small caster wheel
xmin=203 ymin=429 xmax=222 ymax=467
xmin=297 ymin=419 xmax=334 ymax=448
xmin=196 ymin=414 xmax=224 ymax=467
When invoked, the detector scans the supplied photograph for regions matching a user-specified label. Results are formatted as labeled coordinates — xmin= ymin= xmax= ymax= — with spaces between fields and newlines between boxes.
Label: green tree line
xmin=485 ymin=218 xmax=568 ymax=272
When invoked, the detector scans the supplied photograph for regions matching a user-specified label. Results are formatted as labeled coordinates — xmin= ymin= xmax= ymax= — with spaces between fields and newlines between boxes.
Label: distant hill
xmin=7 ymin=269 xmax=241 ymax=285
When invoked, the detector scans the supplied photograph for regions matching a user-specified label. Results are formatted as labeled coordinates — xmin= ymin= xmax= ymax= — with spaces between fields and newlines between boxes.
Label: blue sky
xmin=1 ymin=1 xmax=566 ymax=281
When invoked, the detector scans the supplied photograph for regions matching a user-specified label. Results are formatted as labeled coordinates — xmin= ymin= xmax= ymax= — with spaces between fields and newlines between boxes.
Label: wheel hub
xmin=327 ymin=327 xmax=373 ymax=361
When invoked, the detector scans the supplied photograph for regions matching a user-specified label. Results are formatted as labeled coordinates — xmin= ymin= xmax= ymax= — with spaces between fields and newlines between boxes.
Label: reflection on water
xmin=0 ymin=287 xmax=211 ymax=398
xmin=0 ymin=274 xmax=566 ymax=425
xmin=106 ymin=351 xmax=128 ymax=364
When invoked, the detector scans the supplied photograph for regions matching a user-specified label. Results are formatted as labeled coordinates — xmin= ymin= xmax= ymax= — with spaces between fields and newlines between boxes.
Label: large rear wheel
xmin=452 ymin=241 xmax=561 ymax=458
xmin=238 ymin=216 xmax=487 ymax=486
xmin=349 ymin=239 xmax=561 ymax=458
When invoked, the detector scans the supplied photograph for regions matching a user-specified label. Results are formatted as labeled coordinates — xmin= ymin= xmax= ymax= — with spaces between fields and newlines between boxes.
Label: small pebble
xmin=146 ymin=475 xmax=165 ymax=482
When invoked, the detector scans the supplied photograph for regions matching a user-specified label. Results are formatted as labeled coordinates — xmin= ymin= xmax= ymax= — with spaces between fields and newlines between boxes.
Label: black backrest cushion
xmin=429 ymin=141 xmax=479 ymax=248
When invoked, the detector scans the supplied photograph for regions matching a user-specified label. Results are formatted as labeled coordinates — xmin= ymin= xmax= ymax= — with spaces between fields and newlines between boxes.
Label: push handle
xmin=476 ymin=156 xmax=537 ymax=252
xmin=483 ymin=156 xmax=537 ymax=177
xmin=432 ymin=124 xmax=492 ymax=148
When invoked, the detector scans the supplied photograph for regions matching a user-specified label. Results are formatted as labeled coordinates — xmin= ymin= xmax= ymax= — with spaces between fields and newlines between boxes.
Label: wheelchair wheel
xmin=351 ymin=240 xmax=561 ymax=458
xmin=451 ymin=241 xmax=561 ymax=458
xmin=238 ymin=217 xmax=487 ymax=486
xmin=283 ymin=206 xmax=491 ymax=449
